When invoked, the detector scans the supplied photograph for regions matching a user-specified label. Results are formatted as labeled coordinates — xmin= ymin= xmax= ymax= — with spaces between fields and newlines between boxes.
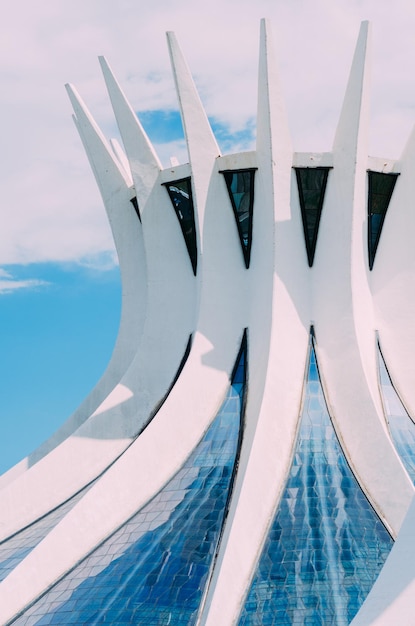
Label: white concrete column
xmin=312 ymin=21 xmax=413 ymax=537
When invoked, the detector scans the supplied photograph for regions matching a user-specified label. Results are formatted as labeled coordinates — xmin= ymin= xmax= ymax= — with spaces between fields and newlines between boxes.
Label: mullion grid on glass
xmin=13 ymin=340 xmax=247 ymax=626
xmin=238 ymin=336 xmax=393 ymax=626
xmin=0 ymin=484 xmax=94 ymax=586
xmin=163 ymin=177 xmax=198 ymax=276
xmin=377 ymin=343 xmax=415 ymax=483
xmin=195 ymin=330 xmax=248 ymax=623
xmin=220 ymin=169 xmax=256 ymax=269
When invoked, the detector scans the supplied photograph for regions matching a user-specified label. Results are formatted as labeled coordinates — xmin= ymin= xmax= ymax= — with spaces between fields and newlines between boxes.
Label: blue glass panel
xmin=14 ymin=338 xmax=246 ymax=625
xmin=1 ymin=335 xmax=192 ymax=588
xmin=378 ymin=348 xmax=415 ymax=483
xmin=239 ymin=343 xmax=393 ymax=626
xmin=0 ymin=485 xmax=92 ymax=584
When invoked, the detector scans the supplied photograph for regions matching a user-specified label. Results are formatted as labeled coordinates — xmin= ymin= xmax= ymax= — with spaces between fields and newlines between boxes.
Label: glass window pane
xmin=238 ymin=338 xmax=393 ymax=625
xmin=221 ymin=170 xmax=256 ymax=269
xmin=164 ymin=178 xmax=197 ymax=276
xmin=367 ymin=172 xmax=399 ymax=270
xmin=14 ymin=337 xmax=247 ymax=625
xmin=378 ymin=347 xmax=415 ymax=482
xmin=295 ymin=168 xmax=330 ymax=267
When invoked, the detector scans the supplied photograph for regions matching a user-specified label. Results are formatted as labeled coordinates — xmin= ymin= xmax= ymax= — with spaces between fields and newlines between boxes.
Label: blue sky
xmin=0 ymin=0 xmax=415 ymax=474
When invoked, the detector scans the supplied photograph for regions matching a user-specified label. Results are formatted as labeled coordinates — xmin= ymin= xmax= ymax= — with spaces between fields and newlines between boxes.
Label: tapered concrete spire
xmin=166 ymin=31 xmax=220 ymax=166
xmin=333 ymin=20 xmax=371 ymax=159
xmin=66 ymin=84 xmax=132 ymax=195
xmin=167 ymin=32 xmax=220 ymax=241
xmin=110 ymin=138 xmax=133 ymax=186
xmin=99 ymin=56 xmax=161 ymax=211
xmin=256 ymin=18 xmax=292 ymax=168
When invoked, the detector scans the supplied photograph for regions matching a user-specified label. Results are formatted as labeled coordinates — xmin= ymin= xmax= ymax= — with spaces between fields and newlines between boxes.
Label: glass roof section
xmin=0 ymin=484 xmax=92 ymax=585
xmin=13 ymin=336 xmax=247 ymax=625
xmin=378 ymin=346 xmax=415 ymax=483
xmin=238 ymin=338 xmax=393 ymax=625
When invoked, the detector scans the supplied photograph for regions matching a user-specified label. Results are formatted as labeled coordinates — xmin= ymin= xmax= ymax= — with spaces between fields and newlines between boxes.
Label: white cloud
xmin=0 ymin=0 xmax=414 ymax=265
xmin=0 ymin=268 xmax=48 ymax=294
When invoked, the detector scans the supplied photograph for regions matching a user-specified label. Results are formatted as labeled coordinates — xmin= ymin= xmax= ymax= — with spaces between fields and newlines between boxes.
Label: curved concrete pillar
xmin=312 ymin=21 xmax=413 ymax=537
xmin=0 ymin=332 xmax=242 ymax=625
xmin=0 ymin=64 xmax=254 ymax=616
xmin=0 ymin=59 xmax=198 ymax=536
xmin=200 ymin=20 xmax=309 ymax=626
xmin=98 ymin=56 xmax=161 ymax=213
xmin=371 ymin=126 xmax=415 ymax=421
xmin=0 ymin=87 xmax=147 ymax=490
xmin=350 ymin=494 xmax=415 ymax=625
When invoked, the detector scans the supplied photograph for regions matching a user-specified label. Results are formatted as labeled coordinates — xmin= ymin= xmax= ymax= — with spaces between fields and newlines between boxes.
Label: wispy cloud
xmin=0 ymin=270 xmax=48 ymax=294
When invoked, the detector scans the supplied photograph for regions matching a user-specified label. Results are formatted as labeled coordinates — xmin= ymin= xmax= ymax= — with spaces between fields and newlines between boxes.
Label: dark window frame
xmin=294 ymin=167 xmax=331 ymax=268
xmin=219 ymin=168 xmax=257 ymax=269
xmin=162 ymin=177 xmax=198 ymax=276
xmin=130 ymin=196 xmax=141 ymax=222
xmin=367 ymin=170 xmax=399 ymax=271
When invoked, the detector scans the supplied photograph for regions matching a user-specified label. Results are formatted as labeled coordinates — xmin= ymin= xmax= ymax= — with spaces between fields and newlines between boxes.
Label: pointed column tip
xmin=166 ymin=31 xmax=177 ymax=47
xmin=332 ymin=18 xmax=371 ymax=154
xmin=166 ymin=26 xmax=220 ymax=162
xmin=98 ymin=55 xmax=109 ymax=68
xmin=65 ymin=83 xmax=83 ymax=110
xmin=357 ymin=20 xmax=371 ymax=44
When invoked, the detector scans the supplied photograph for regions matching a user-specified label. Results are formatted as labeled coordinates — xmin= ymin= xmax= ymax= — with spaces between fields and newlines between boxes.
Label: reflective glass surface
xmin=367 ymin=171 xmax=398 ymax=270
xmin=221 ymin=170 xmax=255 ymax=268
xmin=378 ymin=348 xmax=415 ymax=483
xmin=295 ymin=168 xmax=330 ymax=267
xmin=163 ymin=178 xmax=197 ymax=275
xmin=239 ymin=343 xmax=393 ymax=626
xmin=14 ymin=339 xmax=246 ymax=625
xmin=0 ymin=485 xmax=91 ymax=584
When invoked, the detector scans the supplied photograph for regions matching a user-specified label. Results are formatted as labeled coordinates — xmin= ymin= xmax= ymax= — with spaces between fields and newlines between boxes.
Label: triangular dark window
xmin=295 ymin=167 xmax=330 ymax=267
xmin=130 ymin=196 xmax=141 ymax=222
xmin=368 ymin=171 xmax=399 ymax=270
xmin=221 ymin=169 xmax=256 ymax=268
xmin=163 ymin=178 xmax=197 ymax=276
